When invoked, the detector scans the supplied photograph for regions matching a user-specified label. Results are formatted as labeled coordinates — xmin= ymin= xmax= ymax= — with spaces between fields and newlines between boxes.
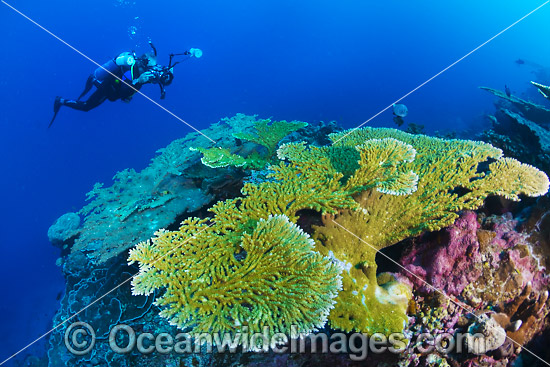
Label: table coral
xmin=233 ymin=118 xmax=308 ymax=156
xmin=313 ymin=127 xmax=548 ymax=334
xmin=129 ymin=215 xmax=343 ymax=345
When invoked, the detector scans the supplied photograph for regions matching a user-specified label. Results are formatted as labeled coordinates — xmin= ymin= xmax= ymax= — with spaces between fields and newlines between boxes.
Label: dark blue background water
xmin=1 ymin=0 xmax=549 ymax=364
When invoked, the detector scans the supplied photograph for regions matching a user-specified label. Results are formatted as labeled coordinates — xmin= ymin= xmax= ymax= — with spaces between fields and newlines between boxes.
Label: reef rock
xmin=47 ymin=212 xmax=80 ymax=248
xmin=479 ymin=86 xmax=550 ymax=125
xmin=465 ymin=314 xmax=507 ymax=355
xmin=480 ymin=86 xmax=550 ymax=173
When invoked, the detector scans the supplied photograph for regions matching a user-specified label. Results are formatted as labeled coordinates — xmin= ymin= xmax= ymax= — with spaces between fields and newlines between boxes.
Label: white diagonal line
xmin=0 ymin=221 xmax=214 ymax=366
xmin=1 ymin=0 xmax=217 ymax=144
xmin=332 ymin=1 xmax=550 ymax=146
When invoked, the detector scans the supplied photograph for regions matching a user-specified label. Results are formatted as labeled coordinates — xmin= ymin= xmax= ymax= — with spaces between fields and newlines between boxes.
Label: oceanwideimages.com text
xmin=65 ymin=322 xmax=492 ymax=361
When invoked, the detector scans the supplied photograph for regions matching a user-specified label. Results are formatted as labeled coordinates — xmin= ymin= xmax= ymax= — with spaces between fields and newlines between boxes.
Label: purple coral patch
xmin=402 ymin=211 xmax=482 ymax=296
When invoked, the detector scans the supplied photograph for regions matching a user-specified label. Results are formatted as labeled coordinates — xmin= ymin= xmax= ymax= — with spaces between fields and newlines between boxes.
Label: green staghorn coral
xmin=195 ymin=118 xmax=308 ymax=169
xmin=129 ymin=123 xmax=549 ymax=341
xmin=129 ymin=215 xmax=342 ymax=346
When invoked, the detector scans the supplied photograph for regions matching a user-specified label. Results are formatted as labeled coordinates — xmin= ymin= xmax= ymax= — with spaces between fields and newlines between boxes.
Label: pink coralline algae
xmin=401 ymin=211 xmax=482 ymax=296
xmin=484 ymin=212 xmax=548 ymax=292
xmin=397 ymin=209 xmax=550 ymax=367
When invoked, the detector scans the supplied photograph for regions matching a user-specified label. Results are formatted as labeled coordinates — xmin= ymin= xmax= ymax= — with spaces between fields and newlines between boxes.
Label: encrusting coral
xmin=129 ymin=123 xmax=549 ymax=345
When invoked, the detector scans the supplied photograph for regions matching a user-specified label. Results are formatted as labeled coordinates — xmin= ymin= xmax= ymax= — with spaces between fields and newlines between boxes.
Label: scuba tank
xmin=93 ymin=52 xmax=135 ymax=84
xmin=93 ymin=59 xmax=118 ymax=83
xmin=115 ymin=52 xmax=136 ymax=67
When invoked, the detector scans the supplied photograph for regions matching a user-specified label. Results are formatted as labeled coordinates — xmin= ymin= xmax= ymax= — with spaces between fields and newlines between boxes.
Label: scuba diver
xmin=50 ymin=41 xmax=202 ymax=127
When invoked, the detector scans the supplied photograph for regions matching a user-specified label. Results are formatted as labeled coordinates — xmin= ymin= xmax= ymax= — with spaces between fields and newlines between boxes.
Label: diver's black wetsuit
xmin=62 ymin=80 xmax=109 ymax=112
xmin=63 ymin=66 xmax=143 ymax=111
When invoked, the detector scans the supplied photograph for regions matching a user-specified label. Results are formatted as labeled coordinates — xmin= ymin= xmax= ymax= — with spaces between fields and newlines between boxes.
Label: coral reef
xmin=128 ymin=136 xmax=422 ymax=341
xmin=56 ymin=115 xmax=313 ymax=265
xmin=131 ymin=124 xmax=548 ymax=342
xmin=315 ymin=127 xmax=547 ymax=332
xmin=45 ymin=115 xmax=341 ymax=367
xmin=44 ymin=115 xmax=550 ymax=367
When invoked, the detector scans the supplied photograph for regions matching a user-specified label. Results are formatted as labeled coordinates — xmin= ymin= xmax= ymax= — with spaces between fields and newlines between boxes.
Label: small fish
xmin=392 ymin=103 xmax=408 ymax=118
xmin=515 ymin=58 xmax=525 ymax=65
xmin=505 ymin=85 xmax=511 ymax=97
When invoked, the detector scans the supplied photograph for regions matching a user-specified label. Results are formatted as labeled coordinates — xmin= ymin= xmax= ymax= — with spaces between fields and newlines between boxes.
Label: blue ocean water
xmin=0 ymin=0 xmax=549 ymax=364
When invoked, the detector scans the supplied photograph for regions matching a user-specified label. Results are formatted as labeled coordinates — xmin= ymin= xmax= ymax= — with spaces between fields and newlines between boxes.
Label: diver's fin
xmin=49 ymin=111 xmax=59 ymax=128
xmin=49 ymin=96 xmax=62 ymax=128
xmin=78 ymin=76 xmax=94 ymax=101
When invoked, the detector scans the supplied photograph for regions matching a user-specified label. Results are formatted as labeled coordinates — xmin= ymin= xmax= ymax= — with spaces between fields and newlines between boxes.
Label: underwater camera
xmin=140 ymin=41 xmax=202 ymax=99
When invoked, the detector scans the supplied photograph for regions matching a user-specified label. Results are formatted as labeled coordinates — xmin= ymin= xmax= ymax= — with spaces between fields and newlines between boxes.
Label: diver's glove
xmin=134 ymin=71 xmax=156 ymax=85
